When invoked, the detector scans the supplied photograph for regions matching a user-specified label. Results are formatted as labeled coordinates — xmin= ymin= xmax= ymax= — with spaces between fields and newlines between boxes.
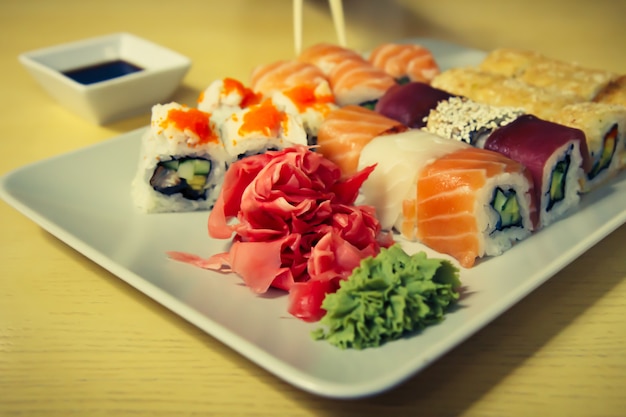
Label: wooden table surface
xmin=1 ymin=1 xmax=625 ymax=416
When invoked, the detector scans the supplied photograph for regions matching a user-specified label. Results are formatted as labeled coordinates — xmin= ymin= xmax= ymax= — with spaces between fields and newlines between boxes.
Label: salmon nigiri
xmin=368 ymin=43 xmax=440 ymax=84
xmin=298 ymin=42 xmax=366 ymax=76
xmin=249 ymin=60 xmax=329 ymax=96
xmin=358 ymin=129 xmax=467 ymax=232
xmin=328 ymin=58 xmax=397 ymax=107
xmin=316 ymin=105 xmax=407 ymax=176
xmin=415 ymin=147 xmax=537 ymax=268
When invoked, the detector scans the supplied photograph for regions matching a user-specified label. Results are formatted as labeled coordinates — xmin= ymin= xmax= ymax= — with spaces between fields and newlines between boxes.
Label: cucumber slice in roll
xmin=491 ymin=188 xmax=522 ymax=230
xmin=547 ymin=154 xmax=571 ymax=211
xmin=150 ymin=157 xmax=213 ymax=200
xmin=588 ymin=124 xmax=618 ymax=179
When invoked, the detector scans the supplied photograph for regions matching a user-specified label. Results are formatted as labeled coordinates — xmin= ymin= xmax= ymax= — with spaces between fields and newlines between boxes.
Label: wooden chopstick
xmin=328 ymin=0 xmax=347 ymax=47
xmin=293 ymin=0 xmax=347 ymax=55
xmin=293 ymin=0 xmax=303 ymax=55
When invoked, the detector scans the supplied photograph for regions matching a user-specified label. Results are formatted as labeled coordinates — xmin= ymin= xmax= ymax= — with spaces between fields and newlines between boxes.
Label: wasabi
xmin=312 ymin=245 xmax=461 ymax=349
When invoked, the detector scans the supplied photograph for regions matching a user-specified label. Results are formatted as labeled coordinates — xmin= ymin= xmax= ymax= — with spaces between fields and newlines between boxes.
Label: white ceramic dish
xmin=2 ymin=39 xmax=625 ymax=399
xmin=19 ymin=32 xmax=191 ymax=125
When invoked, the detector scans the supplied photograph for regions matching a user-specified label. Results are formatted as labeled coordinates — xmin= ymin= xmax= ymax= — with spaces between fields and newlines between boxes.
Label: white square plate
xmin=2 ymin=39 xmax=625 ymax=399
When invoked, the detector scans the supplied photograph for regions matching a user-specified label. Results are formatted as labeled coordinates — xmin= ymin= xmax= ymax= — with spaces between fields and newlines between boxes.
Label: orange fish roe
xmin=197 ymin=90 xmax=205 ymax=104
xmin=239 ymin=99 xmax=287 ymax=137
xmin=283 ymin=85 xmax=335 ymax=113
xmin=161 ymin=107 xmax=219 ymax=145
xmin=223 ymin=77 xmax=262 ymax=108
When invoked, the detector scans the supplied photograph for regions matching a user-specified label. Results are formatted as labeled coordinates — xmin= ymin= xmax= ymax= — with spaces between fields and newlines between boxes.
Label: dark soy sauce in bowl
xmin=62 ymin=60 xmax=143 ymax=85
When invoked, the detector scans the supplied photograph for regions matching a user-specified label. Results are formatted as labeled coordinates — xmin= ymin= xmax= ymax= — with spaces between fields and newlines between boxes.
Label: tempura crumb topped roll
xmin=594 ymin=75 xmax=626 ymax=107
xmin=478 ymin=47 xmax=541 ymax=77
xmin=549 ymin=102 xmax=626 ymax=191
xmin=479 ymin=47 xmax=617 ymax=100
xmin=519 ymin=59 xmax=617 ymax=101
xmin=430 ymin=67 xmax=501 ymax=102
xmin=431 ymin=67 xmax=582 ymax=120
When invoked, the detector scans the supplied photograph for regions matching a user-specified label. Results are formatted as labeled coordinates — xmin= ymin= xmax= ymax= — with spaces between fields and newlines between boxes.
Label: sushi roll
xmin=248 ymin=60 xmax=338 ymax=140
xmin=357 ymin=129 xmax=467 ymax=232
xmin=484 ymin=115 xmax=588 ymax=228
xmin=425 ymin=96 xmax=525 ymax=147
xmin=478 ymin=47 xmax=541 ymax=77
xmin=430 ymin=67 xmax=501 ymax=103
xmin=594 ymin=75 xmax=626 ymax=107
xmin=415 ymin=146 xmax=536 ymax=268
xmin=367 ymin=42 xmax=440 ymax=84
xmin=219 ymin=98 xmax=308 ymax=160
xmin=131 ymin=103 xmax=231 ymax=213
xmin=197 ymin=77 xmax=261 ymax=114
xmin=518 ymin=58 xmax=617 ymax=101
xmin=375 ymin=81 xmax=457 ymax=128
xmin=549 ymin=102 xmax=626 ymax=190
xmin=479 ymin=47 xmax=618 ymax=100
xmin=270 ymin=85 xmax=337 ymax=141
xmin=593 ymin=77 xmax=626 ymax=167
xmin=316 ymin=105 xmax=407 ymax=177
xmin=425 ymin=99 xmax=588 ymax=228
xmin=358 ymin=129 xmax=537 ymax=268
xmin=431 ymin=67 xmax=582 ymax=120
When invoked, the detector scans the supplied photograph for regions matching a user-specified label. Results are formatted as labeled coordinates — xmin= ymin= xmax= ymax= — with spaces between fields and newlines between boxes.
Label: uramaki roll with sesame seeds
xmin=425 ymin=96 xmax=525 ymax=147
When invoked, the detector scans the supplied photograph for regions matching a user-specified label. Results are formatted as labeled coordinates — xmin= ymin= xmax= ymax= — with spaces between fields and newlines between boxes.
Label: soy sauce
xmin=62 ymin=60 xmax=143 ymax=85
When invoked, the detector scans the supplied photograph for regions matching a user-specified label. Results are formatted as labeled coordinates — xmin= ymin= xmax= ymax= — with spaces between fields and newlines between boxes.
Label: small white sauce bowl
xmin=19 ymin=32 xmax=192 ymax=125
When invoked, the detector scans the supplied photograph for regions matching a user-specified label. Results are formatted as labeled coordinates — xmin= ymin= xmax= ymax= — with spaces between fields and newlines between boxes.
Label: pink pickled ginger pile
xmin=168 ymin=145 xmax=393 ymax=321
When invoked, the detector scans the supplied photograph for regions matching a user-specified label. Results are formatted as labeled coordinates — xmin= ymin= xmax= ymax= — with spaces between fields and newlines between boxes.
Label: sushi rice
xmin=131 ymin=103 xmax=231 ymax=213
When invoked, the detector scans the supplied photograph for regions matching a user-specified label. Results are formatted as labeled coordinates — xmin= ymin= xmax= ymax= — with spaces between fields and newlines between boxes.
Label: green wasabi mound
xmin=311 ymin=245 xmax=462 ymax=350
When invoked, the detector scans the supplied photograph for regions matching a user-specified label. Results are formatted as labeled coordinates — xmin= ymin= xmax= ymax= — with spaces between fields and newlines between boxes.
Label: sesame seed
xmin=425 ymin=97 xmax=525 ymax=146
